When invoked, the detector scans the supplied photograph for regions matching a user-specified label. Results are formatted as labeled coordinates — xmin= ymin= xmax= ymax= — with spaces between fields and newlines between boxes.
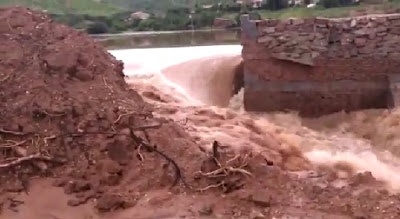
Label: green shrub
xmin=193 ymin=11 xmax=219 ymax=28
xmin=320 ymin=0 xmax=354 ymax=8
xmin=320 ymin=0 xmax=340 ymax=8
xmin=86 ymin=21 xmax=109 ymax=34
xmin=265 ymin=0 xmax=288 ymax=11
xmin=249 ymin=11 xmax=261 ymax=20
xmin=136 ymin=19 xmax=162 ymax=31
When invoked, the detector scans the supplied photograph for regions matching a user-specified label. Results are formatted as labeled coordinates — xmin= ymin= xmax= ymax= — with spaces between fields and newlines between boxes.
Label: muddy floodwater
xmin=93 ymin=31 xmax=400 ymax=193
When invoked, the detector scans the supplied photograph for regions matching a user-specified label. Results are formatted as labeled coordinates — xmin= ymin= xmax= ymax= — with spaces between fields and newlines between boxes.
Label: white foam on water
xmin=110 ymin=45 xmax=242 ymax=76
xmin=110 ymin=45 xmax=242 ymax=106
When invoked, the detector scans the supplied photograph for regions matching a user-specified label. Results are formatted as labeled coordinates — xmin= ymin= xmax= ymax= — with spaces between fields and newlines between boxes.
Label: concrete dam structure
xmin=240 ymin=14 xmax=400 ymax=116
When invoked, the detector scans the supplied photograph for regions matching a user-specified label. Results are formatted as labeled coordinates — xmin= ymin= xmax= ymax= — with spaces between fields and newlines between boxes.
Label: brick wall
xmin=241 ymin=14 xmax=400 ymax=116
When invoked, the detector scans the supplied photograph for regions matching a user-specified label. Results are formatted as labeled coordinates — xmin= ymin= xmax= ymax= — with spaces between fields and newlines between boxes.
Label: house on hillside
xmin=287 ymin=0 xmax=322 ymax=6
xmin=235 ymin=0 xmax=265 ymax=8
xmin=202 ymin=4 xmax=214 ymax=9
xmin=251 ymin=0 xmax=264 ymax=8
xmin=131 ymin=11 xmax=150 ymax=20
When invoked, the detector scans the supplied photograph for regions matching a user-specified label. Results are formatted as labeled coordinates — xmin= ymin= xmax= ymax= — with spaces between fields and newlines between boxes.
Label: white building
xmin=236 ymin=0 xmax=264 ymax=8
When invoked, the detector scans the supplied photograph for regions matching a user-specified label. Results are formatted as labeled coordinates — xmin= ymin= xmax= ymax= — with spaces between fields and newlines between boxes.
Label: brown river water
xmin=110 ymin=45 xmax=400 ymax=192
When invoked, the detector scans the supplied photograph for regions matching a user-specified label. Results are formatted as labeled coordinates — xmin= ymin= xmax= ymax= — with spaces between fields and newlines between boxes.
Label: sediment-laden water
xmin=110 ymin=45 xmax=400 ymax=192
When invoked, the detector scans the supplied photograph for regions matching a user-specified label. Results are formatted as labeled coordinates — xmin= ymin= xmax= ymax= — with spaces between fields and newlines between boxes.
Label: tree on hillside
xmin=266 ymin=0 xmax=287 ymax=10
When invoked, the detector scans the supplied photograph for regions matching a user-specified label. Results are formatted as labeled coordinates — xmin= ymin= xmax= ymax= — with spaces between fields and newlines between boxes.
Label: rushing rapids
xmin=110 ymin=45 xmax=400 ymax=192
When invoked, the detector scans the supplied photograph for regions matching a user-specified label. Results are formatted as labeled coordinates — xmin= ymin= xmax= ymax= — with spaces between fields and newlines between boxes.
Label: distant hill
xmin=102 ymin=0 xmax=236 ymax=12
xmin=103 ymin=0 xmax=182 ymax=12
xmin=0 ymin=0 xmax=123 ymax=16
xmin=0 ymin=0 xmax=238 ymax=16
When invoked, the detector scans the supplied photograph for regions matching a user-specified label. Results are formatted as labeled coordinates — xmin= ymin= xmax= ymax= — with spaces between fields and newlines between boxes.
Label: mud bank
xmin=0 ymin=6 xmax=203 ymax=215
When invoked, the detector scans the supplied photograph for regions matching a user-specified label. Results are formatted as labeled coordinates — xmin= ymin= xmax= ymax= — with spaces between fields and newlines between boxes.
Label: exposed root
xmin=0 ymin=72 xmax=12 ymax=83
xmin=137 ymin=143 xmax=144 ymax=161
xmin=43 ymin=135 xmax=57 ymax=145
xmin=17 ymin=139 xmax=50 ymax=172
xmin=0 ymin=134 xmax=62 ymax=172
xmin=42 ymin=110 xmax=66 ymax=117
xmin=30 ymin=135 xmax=51 ymax=158
xmin=226 ymin=167 xmax=252 ymax=176
xmin=103 ymin=75 xmax=113 ymax=93
xmin=6 ymin=17 xmax=13 ymax=32
xmin=88 ymin=56 xmax=94 ymax=67
xmin=0 ymin=140 xmax=27 ymax=149
xmin=0 ymin=122 xmax=184 ymax=193
xmin=226 ymin=154 xmax=240 ymax=165
xmin=55 ymin=125 xmax=189 ymax=189
xmin=197 ymin=181 xmax=226 ymax=192
xmin=128 ymin=128 xmax=191 ymax=189
xmin=145 ymin=143 xmax=189 ymax=188
xmin=0 ymin=129 xmax=25 ymax=136
xmin=0 ymin=153 xmax=64 ymax=169
xmin=113 ymin=112 xmax=135 ymax=124
xmin=66 ymin=124 xmax=163 ymax=137
xmin=195 ymin=142 xmax=252 ymax=193
xmin=196 ymin=163 xmax=252 ymax=178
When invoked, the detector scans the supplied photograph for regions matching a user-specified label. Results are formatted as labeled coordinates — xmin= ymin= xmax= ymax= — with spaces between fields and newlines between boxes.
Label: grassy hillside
xmin=256 ymin=1 xmax=400 ymax=19
xmin=256 ymin=5 xmax=363 ymax=19
xmin=3 ymin=0 xmax=399 ymax=34
xmin=0 ymin=0 xmax=123 ymax=16
xmin=104 ymin=0 xmax=236 ymax=12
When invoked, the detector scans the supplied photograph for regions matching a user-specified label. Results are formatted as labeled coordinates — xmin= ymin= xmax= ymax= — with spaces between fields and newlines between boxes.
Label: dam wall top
xmin=241 ymin=13 xmax=400 ymax=67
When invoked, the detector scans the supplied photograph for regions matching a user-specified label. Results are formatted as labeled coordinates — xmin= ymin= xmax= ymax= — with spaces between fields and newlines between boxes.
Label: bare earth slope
xmin=0 ymin=6 xmax=203 ymax=214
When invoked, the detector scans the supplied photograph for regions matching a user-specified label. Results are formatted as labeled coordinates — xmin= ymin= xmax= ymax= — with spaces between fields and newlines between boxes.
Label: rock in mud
xmin=198 ymin=204 xmax=214 ymax=216
xmin=52 ymin=178 xmax=68 ymax=187
xmin=352 ymin=211 xmax=369 ymax=219
xmin=96 ymin=194 xmax=123 ymax=212
xmin=148 ymin=193 xmax=173 ymax=206
xmin=96 ymin=193 xmax=135 ymax=212
xmin=349 ymin=171 xmax=378 ymax=186
xmin=100 ymin=173 xmax=121 ymax=186
xmin=67 ymin=199 xmax=82 ymax=207
xmin=5 ymin=181 xmax=25 ymax=193
xmin=106 ymin=140 xmax=131 ymax=163
xmin=250 ymin=191 xmax=272 ymax=207
xmin=249 ymin=209 xmax=266 ymax=219
xmin=63 ymin=180 xmax=91 ymax=194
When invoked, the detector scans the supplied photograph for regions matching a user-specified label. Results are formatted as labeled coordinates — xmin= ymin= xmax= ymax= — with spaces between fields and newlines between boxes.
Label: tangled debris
xmin=195 ymin=141 xmax=253 ymax=193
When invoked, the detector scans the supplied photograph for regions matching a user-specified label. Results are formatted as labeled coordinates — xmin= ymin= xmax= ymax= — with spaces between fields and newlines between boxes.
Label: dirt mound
xmin=0 ymin=7 xmax=204 ymax=213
